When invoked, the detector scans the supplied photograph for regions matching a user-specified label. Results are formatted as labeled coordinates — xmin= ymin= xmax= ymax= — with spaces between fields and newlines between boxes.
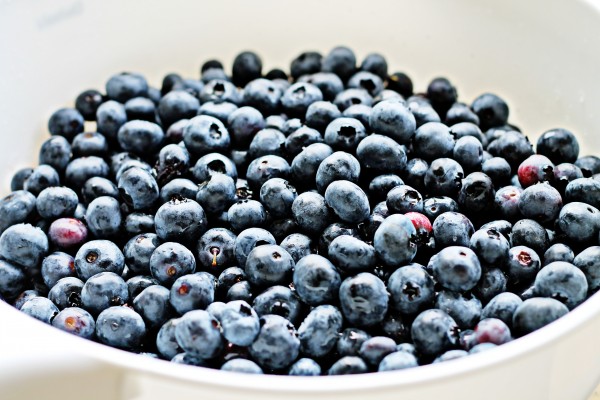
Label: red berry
xmin=517 ymin=154 xmax=555 ymax=188
xmin=474 ymin=318 xmax=512 ymax=345
xmin=49 ymin=218 xmax=88 ymax=248
xmin=405 ymin=212 xmax=432 ymax=234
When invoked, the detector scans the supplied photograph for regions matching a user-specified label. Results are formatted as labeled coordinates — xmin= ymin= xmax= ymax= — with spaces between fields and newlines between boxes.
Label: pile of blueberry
xmin=1 ymin=47 xmax=600 ymax=376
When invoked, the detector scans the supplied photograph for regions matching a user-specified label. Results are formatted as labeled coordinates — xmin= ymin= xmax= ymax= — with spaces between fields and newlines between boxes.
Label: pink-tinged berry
xmin=474 ymin=318 xmax=512 ymax=345
xmin=49 ymin=218 xmax=88 ymax=249
xmin=517 ymin=154 xmax=555 ymax=188
xmin=405 ymin=212 xmax=432 ymax=234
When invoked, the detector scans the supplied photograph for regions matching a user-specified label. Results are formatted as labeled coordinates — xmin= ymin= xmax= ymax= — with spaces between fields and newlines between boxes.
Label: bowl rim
xmin=3 ymin=288 xmax=600 ymax=393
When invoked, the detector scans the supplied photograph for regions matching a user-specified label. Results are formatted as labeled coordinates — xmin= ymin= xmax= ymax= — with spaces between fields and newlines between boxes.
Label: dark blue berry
xmin=133 ymin=285 xmax=173 ymax=329
xmin=150 ymin=242 xmax=196 ymax=286
xmin=324 ymin=180 xmax=370 ymax=224
xmin=96 ymin=101 xmax=127 ymax=141
xmin=411 ymin=309 xmax=458 ymax=356
xmin=48 ymin=108 xmax=84 ymax=141
xmin=388 ymin=264 xmax=435 ymax=315
xmin=369 ymin=99 xmax=416 ymax=144
xmin=85 ymin=196 xmax=122 ymax=237
xmin=96 ymin=306 xmax=146 ymax=349
xmin=293 ymin=254 xmax=341 ymax=306
xmin=249 ymin=314 xmax=300 ymax=370
xmin=374 ymin=214 xmax=417 ymax=267
xmin=512 ymin=297 xmax=568 ymax=337
xmin=534 ymin=261 xmax=588 ymax=309
xmin=0 ymin=223 xmax=49 ymax=271
xmin=39 ymin=136 xmax=72 ymax=172
xmin=154 ymin=198 xmax=207 ymax=243
xmin=52 ymin=307 xmax=95 ymax=339
xmin=21 ymin=297 xmax=59 ymax=324
xmin=471 ymin=93 xmax=509 ymax=131
xmin=429 ymin=246 xmax=481 ymax=292
xmin=48 ymin=277 xmax=84 ymax=310
xmin=81 ymin=272 xmax=128 ymax=315
xmin=339 ymin=272 xmax=388 ymax=328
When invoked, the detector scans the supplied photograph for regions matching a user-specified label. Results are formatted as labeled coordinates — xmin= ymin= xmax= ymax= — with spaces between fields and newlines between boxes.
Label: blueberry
xmin=96 ymin=306 xmax=146 ymax=349
xmin=457 ymin=172 xmax=495 ymax=214
xmin=494 ymin=186 xmax=523 ymax=220
xmin=512 ymin=297 xmax=568 ymax=337
xmin=200 ymin=79 xmax=241 ymax=105
xmin=324 ymin=180 xmax=370 ymax=224
xmin=424 ymin=158 xmax=464 ymax=197
xmin=249 ymin=314 xmax=300 ymax=370
xmin=245 ymin=155 xmax=290 ymax=191
xmin=10 ymin=168 xmax=34 ymax=192
xmin=106 ymin=72 xmax=148 ymax=103
xmin=36 ymin=186 xmax=79 ymax=220
xmin=193 ymin=152 xmax=238 ymax=183
xmin=432 ymin=212 xmax=474 ymax=248
xmin=368 ymin=174 xmax=404 ymax=203
xmin=293 ymin=254 xmax=341 ymax=306
xmin=227 ymin=106 xmax=265 ymax=148
xmin=386 ymin=72 xmax=413 ymax=98
xmin=41 ymin=252 xmax=76 ymax=288
xmin=305 ymin=101 xmax=342 ymax=133
xmin=231 ymin=51 xmax=262 ymax=87
xmin=453 ymin=136 xmax=483 ymax=171
xmin=315 ymin=151 xmax=361 ymax=193
xmin=534 ymin=261 xmax=588 ymax=309
xmin=0 ymin=223 xmax=49 ymax=271
xmin=328 ymin=235 xmax=376 ymax=273
xmin=52 ymin=307 xmax=96 ymax=339
xmin=48 ymin=108 xmax=84 ymax=141
xmin=48 ymin=277 xmax=84 ymax=310
xmin=156 ymin=144 xmax=191 ymax=184
xmin=156 ymin=318 xmax=181 ymax=359
xmin=118 ymin=167 xmax=159 ymax=211
xmin=281 ymin=82 xmax=323 ymax=118
xmin=24 ymin=165 xmax=60 ymax=196
xmin=183 ymin=115 xmax=230 ymax=156
xmin=505 ymin=245 xmax=541 ymax=287
xmin=197 ymin=228 xmax=237 ymax=271
xmin=290 ymin=51 xmax=322 ymax=79
xmin=347 ymin=71 xmax=384 ymax=97
xmin=233 ymin=227 xmax=276 ymax=268
xmin=242 ymin=79 xmax=282 ymax=115
xmin=221 ymin=359 xmax=263 ymax=374
xmin=125 ymin=97 xmax=156 ymax=122
xmin=127 ymin=275 xmax=159 ymax=300
xmin=482 ymin=157 xmax=512 ymax=186
xmin=387 ymin=264 xmax=435 ymax=315
xmin=75 ymin=89 xmax=104 ymax=121
xmin=155 ymin=198 xmax=207 ymax=243
xmin=124 ymin=213 xmax=155 ymax=236
xmin=374 ymin=214 xmax=417 ymax=267
xmin=85 ymin=196 xmax=122 ymax=237
xmin=21 ymin=297 xmax=59 ymax=324
xmin=471 ymin=93 xmax=509 ymax=131
xmin=175 ymin=309 xmax=224 ymax=359
xmin=512 ymin=219 xmax=550 ymax=255
xmin=252 ymin=285 xmax=303 ymax=325
xmin=226 ymin=280 xmax=254 ymax=303
xmin=488 ymin=131 xmax=534 ymax=171
xmin=573 ymin=246 xmax=600 ymax=292
xmin=445 ymin=103 xmax=480 ymax=126
xmin=469 ymin=343 xmax=498 ymax=354
xmin=291 ymin=192 xmax=332 ymax=236
xmin=169 ymin=272 xmax=216 ymax=315
xmin=565 ymin=178 xmax=600 ymax=210
xmin=198 ymin=101 xmax=238 ymax=123
xmin=82 ymin=177 xmax=119 ymax=204
xmin=427 ymin=78 xmax=457 ymax=117
xmin=517 ymin=183 xmax=563 ymax=223
xmin=369 ymin=99 xmax=416 ymax=144
xmin=409 ymin=101 xmax=441 ymax=128
xmin=536 ymin=128 xmax=579 ymax=164
xmin=0 ymin=190 xmax=36 ymax=234
xmin=328 ymin=356 xmax=369 ymax=375
xmin=133 ymin=285 xmax=173 ymax=329
xmin=386 ymin=185 xmax=423 ymax=214
xmin=469 ymin=228 xmax=510 ymax=266
xmin=170 ymin=352 xmax=209 ymax=366
xmin=81 ymin=272 xmax=128 ymax=315
xmin=227 ymin=199 xmax=267 ymax=232
xmin=378 ymin=351 xmax=419 ymax=371
xmin=96 ymin=101 xmax=127 ymax=141
xmin=423 ymin=196 xmax=459 ymax=221
xmin=39 ymin=136 xmax=72 ymax=172
xmin=157 ymin=90 xmax=199 ymax=128
xmin=259 ymin=178 xmax=297 ymax=219
xmin=288 ymin=358 xmax=322 ymax=376
xmin=475 ymin=267 xmax=508 ymax=305
xmin=481 ymin=292 xmax=522 ymax=329
xmin=150 ymin=242 xmax=196 ymax=286
xmin=288 ymin=143 xmax=332 ymax=189
xmin=195 ymin=175 xmax=236 ymax=217
xmin=543 ymin=243 xmax=574 ymax=265
xmin=321 ymin=46 xmax=356 ymax=81
xmin=283 ymin=126 xmax=323 ymax=158
xmin=339 ymin=272 xmax=388 ymax=328
xmin=575 ymin=155 xmax=600 ymax=177
xmin=435 ymin=290 xmax=481 ymax=329
xmin=0 ymin=259 xmax=27 ymax=300
xmin=160 ymin=179 xmax=199 ymax=203
xmin=429 ymin=246 xmax=481 ymax=292
xmin=245 ymin=244 xmax=294 ymax=288
xmin=297 ymin=305 xmax=342 ymax=359
xmin=411 ymin=309 xmax=459 ymax=356
xmin=356 ymin=134 xmax=407 ymax=172
xmin=413 ymin=122 xmax=455 ymax=160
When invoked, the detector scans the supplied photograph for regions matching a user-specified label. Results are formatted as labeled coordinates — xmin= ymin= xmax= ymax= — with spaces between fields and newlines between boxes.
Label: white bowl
xmin=1 ymin=1 xmax=600 ymax=399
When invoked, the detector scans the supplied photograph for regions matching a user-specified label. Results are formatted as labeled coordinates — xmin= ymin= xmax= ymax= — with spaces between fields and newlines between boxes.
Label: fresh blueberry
xmin=221 ymin=359 xmax=263 ymax=374
xmin=155 ymin=198 xmax=207 ymax=243
xmin=494 ymin=186 xmax=523 ymax=220
xmin=160 ymin=179 xmax=199 ymax=203
xmin=374 ymin=214 xmax=417 ymax=267
xmin=386 ymin=185 xmax=423 ymax=214
xmin=24 ymin=165 xmax=60 ymax=196
xmin=488 ymin=131 xmax=534 ymax=171
xmin=200 ymin=79 xmax=241 ymax=105
xmin=328 ymin=235 xmax=375 ymax=273
xmin=328 ymin=356 xmax=369 ymax=375
xmin=359 ymin=336 xmax=396 ymax=367
xmin=96 ymin=101 xmax=127 ymax=141
xmin=106 ymin=72 xmax=148 ymax=103
xmin=227 ymin=199 xmax=267 ymax=232
xmin=413 ymin=122 xmax=455 ymax=161
xmin=471 ymin=93 xmax=509 ymax=131
xmin=156 ymin=318 xmax=181 ymax=360
xmin=423 ymin=196 xmax=459 ymax=221
xmin=52 ymin=307 xmax=96 ymax=339
xmin=293 ymin=254 xmax=341 ymax=306
xmin=305 ymin=101 xmax=341 ymax=132
xmin=36 ymin=186 xmax=79 ymax=220
xmin=482 ymin=157 xmax=512 ymax=186
xmin=297 ymin=305 xmax=342 ymax=359
xmin=445 ymin=103 xmax=480 ymax=126
xmin=469 ymin=228 xmax=510 ymax=266
xmin=0 ymin=223 xmax=49 ymax=271
xmin=281 ymin=82 xmax=323 ymax=118
xmin=85 ymin=196 xmax=122 ymax=238
xmin=517 ymin=183 xmax=563 ymax=223
xmin=248 ymin=128 xmax=286 ymax=159
xmin=249 ymin=314 xmax=300 ymax=370
xmin=469 ymin=343 xmax=497 ymax=354
xmin=543 ymin=243 xmax=574 ymax=265
xmin=124 ymin=213 xmax=155 ymax=236
xmin=347 ymin=71 xmax=384 ymax=97
xmin=575 ymin=155 xmax=600 ymax=177
xmin=155 ymin=144 xmax=191 ymax=184
xmin=411 ymin=309 xmax=459 ymax=356
xmin=0 ymin=259 xmax=27 ymax=300
xmin=245 ymin=244 xmax=294 ymax=288
xmin=197 ymin=228 xmax=237 ymax=271
xmin=315 ymin=151 xmax=361 ymax=193
xmin=133 ymin=285 xmax=173 ymax=329
xmin=81 ymin=272 xmax=128 ymax=315
xmin=290 ymin=51 xmax=322 ymax=79
xmin=387 ymin=264 xmax=435 ymax=315
xmin=118 ymin=167 xmax=159 ymax=211
xmin=193 ymin=152 xmax=238 ymax=183
xmin=426 ymin=77 xmax=457 ymax=118
xmin=48 ymin=108 xmax=84 ymax=141
xmin=453 ymin=136 xmax=483 ymax=171
xmin=117 ymin=120 xmax=164 ymax=155
xmin=183 ymin=115 xmax=230 ymax=156
xmin=432 ymin=212 xmax=474 ymax=248
xmin=127 ymin=275 xmax=159 ymax=300
xmin=339 ymin=272 xmax=388 ymax=328
xmin=356 ymin=134 xmax=407 ymax=172
xmin=435 ymin=290 xmax=482 ymax=329
xmin=457 ymin=172 xmax=495 ymax=215
xmin=369 ymin=99 xmax=416 ymax=144
xmin=259 ymin=178 xmax=297 ymax=219
xmin=10 ymin=168 xmax=34 ymax=192
xmin=284 ymin=126 xmax=323 ymax=157
xmin=150 ymin=242 xmax=196 ymax=286
xmin=0 ymin=191 xmax=36 ymax=234
xmin=242 ymin=79 xmax=282 ymax=115
xmin=96 ymin=306 xmax=146 ymax=349
xmin=291 ymin=192 xmax=332 ymax=236
xmin=41 ymin=252 xmax=75 ymax=288
xmin=512 ymin=297 xmax=569 ymax=337
xmin=386 ymin=72 xmax=413 ymax=98
xmin=75 ymin=89 xmax=104 ymax=121
xmin=564 ymin=178 xmax=600 ymax=209
xmin=368 ymin=174 xmax=404 ymax=203
xmin=227 ymin=106 xmax=265 ymax=147
xmin=175 ymin=309 xmax=224 ymax=359
xmin=536 ymin=128 xmax=579 ymax=164
xmin=82 ymin=177 xmax=119 ymax=204
xmin=429 ymin=246 xmax=481 ymax=292
xmin=252 ymin=285 xmax=303 ymax=326
xmin=321 ymin=46 xmax=356 ymax=81
xmin=424 ymin=158 xmax=464 ymax=197
xmin=475 ymin=267 xmax=508 ymax=305
xmin=157 ymin=90 xmax=199 ymax=128
xmin=288 ymin=358 xmax=322 ymax=376
xmin=378 ymin=351 xmax=419 ymax=371
xmin=324 ymin=180 xmax=370 ymax=224
xmin=39 ymin=136 xmax=72 ymax=172
xmin=534 ymin=261 xmax=588 ymax=309
xmin=169 ymin=272 xmax=216 ymax=315
xmin=511 ymin=219 xmax=551 ymax=255
xmin=573 ymin=246 xmax=600 ymax=292
xmin=21 ymin=297 xmax=59 ymax=324
xmin=505 ymin=245 xmax=541 ymax=287
xmin=245 ymin=155 xmax=290 ymax=191
xmin=233 ymin=228 xmax=276 ymax=268
xmin=231 ymin=51 xmax=262 ymax=87
xmin=125 ymin=97 xmax=156 ymax=122
xmin=48 ymin=277 xmax=84 ymax=310
xmin=481 ymin=292 xmax=522 ymax=329
xmin=198 ymin=101 xmax=238 ymax=123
